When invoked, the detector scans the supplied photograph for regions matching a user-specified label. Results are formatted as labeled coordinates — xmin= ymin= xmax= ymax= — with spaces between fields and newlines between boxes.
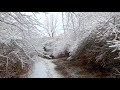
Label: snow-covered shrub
xmin=0 ymin=39 xmax=33 ymax=78
xmin=62 ymin=12 xmax=113 ymax=58
xmin=52 ymin=38 xmax=70 ymax=58
xmin=67 ymin=15 xmax=120 ymax=77
xmin=41 ymin=34 xmax=72 ymax=59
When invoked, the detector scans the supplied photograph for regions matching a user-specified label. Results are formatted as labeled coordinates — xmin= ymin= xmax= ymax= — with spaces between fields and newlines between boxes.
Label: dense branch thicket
xmin=63 ymin=15 xmax=120 ymax=77
xmin=0 ymin=12 xmax=43 ymax=78
xmin=0 ymin=39 xmax=34 ymax=78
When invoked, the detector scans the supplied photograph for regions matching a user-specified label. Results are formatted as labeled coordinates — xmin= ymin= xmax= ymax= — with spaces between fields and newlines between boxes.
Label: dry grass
xmin=53 ymin=58 xmax=112 ymax=78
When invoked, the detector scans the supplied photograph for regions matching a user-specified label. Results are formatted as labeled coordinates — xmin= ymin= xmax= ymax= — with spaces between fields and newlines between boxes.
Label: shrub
xmin=68 ymin=15 xmax=120 ymax=77
xmin=0 ymin=39 xmax=33 ymax=78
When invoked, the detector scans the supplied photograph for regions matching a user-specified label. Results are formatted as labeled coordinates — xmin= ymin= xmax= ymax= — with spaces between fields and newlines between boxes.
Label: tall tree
xmin=42 ymin=13 xmax=58 ymax=38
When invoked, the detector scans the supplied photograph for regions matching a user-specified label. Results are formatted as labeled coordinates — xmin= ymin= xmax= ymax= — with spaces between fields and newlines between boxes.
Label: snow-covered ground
xmin=28 ymin=56 xmax=63 ymax=78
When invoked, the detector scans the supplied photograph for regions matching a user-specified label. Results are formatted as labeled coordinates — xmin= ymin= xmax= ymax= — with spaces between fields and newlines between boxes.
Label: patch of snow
xmin=28 ymin=56 xmax=63 ymax=78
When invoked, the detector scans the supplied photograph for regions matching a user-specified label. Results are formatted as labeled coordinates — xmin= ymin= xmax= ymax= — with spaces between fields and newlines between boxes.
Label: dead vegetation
xmin=53 ymin=58 xmax=111 ymax=78
xmin=53 ymin=16 xmax=120 ymax=78
xmin=0 ymin=39 xmax=33 ymax=78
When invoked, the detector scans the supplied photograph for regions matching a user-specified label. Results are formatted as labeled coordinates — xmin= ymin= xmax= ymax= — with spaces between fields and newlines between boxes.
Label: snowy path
xmin=28 ymin=56 xmax=63 ymax=78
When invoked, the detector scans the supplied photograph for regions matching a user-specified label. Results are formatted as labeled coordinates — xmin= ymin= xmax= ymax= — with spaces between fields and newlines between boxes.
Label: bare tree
xmin=42 ymin=13 xmax=58 ymax=38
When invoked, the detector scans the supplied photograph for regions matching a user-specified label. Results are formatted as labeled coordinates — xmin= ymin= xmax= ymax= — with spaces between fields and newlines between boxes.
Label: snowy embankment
xmin=28 ymin=56 xmax=63 ymax=78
